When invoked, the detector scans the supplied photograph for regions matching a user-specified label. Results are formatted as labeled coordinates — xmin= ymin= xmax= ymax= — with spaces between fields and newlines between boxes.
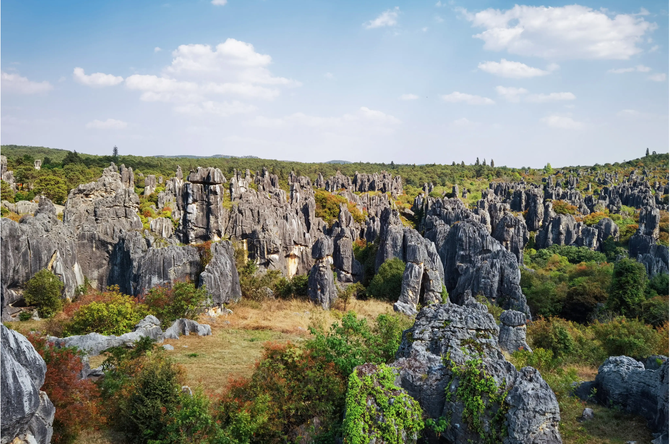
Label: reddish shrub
xmin=27 ymin=334 xmax=104 ymax=444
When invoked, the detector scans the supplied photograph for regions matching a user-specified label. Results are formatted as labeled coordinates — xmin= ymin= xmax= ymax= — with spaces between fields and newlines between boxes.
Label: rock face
xmin=434 ymin=220 xmax=530 ymax=315
xmin=374 ymin=208 xmax=445 ymax=315
xmin=392 ymin=302 xmax=561 ymax=444
xmin=1 ymin=325 xmax=55 ymax=444
xmin=576 ymin=355 xmax=669 ymax=442
xmin=308 ymin=237 xmax=337 ymax=309
xmin=64 ymin=163 xmax=143 ymax=289
xmin=498 ymin=310 xmax=531 ymax=353
xmin=162 ymin=318 xmax=212 ymax=339
xmin=198 ymin=241 xmax=242 ymax=305
xmin=1 ymin=196 xmax=84 ymax=312
xmin=492 ymin=214 xmax=529 ymax=265
xmin=179 ymin=167 xmax=226 ymax=244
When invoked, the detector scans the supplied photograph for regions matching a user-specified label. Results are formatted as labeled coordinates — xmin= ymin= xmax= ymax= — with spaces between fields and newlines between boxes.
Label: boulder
xmin=393 ymin=302 xmax=561 ymax=443
xmin=1 ymin=325 xmax=55 ymax=444
xmin=576 ymin=355 xmax=669 ymax=441
xmin=162 ymin=318 xmax=212 ymax=339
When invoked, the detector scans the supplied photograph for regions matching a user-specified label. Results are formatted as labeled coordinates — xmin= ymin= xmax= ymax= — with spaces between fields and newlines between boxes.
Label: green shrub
xmin=593 ymin=317 xmax=664 ymax=359
xmin=1 ymin=179 xmax=15 ymax=203
xmin=343 ymin=364 xmax=424 ymax=444
xmin=65 ymin=289 xmax=148 ymax=336
xmin=275 ymin=274 xmax=309 ymax=299
xmin=367 ymin=258 xmax=405 ymax=301
xmin=646 ymin=273 xmax=669 ymax=297
xmin=306 ymin=312 xmax=411 ymax=378
xmin=24 ymin=269 xmax=64 ymax=318
xmin=607 ymin=258 xmax=647 ymax=316
xmin=143 ymin=281 xmax=208 ymax=328
xmin=19 ymin=311 xmax=32 ymax=322
xmin=509 ymin=348 xmax=558 ymax=373
xmin=640 ymin=296 xmax=669 ymax=327
xmin=353 ymin=239 xmax=378 ymax=287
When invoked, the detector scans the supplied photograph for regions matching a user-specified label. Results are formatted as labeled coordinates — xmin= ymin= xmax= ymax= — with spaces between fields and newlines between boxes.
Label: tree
xmin=367 ymin=258 xmax=405 ymax=301
xmin=607 ymin=258 xmax=647 ymax=316
xmin=475 ymin=157 xmax=480 ymax=166
xmin=62 ymin=151 xmax=83 ymax=167
xmin=483 ymin=158 xmax=487 ymax=166
xmin=544 ymin=163 xmax=554 ymax=174
xmin=1 ymin=180 xmax=15 ymax=203
xmin=35 ymin=175 xmax=68 ymax=204
xmin=646 ymin=148 xmax=650 ymax=157
xmin=490 ymin=159 xmax=495 ymax=167
xmin=113 ymin=145 xmax=119 ymax=160
xmin=24 ymin=269 xmax=64 ymax=318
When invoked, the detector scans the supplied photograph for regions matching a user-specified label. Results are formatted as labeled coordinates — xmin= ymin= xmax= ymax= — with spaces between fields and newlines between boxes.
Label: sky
xmin=1 ymin=0 xmax=668 ymax=168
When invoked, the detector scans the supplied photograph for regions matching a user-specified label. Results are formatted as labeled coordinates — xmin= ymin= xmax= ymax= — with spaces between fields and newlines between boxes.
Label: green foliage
xmin=608 ymin=258 xmax=647 ymax=316
xmin=442 ymin=355 xmax=509 ymax=443
xmin=646 ymin=272 xmax=669 ymax=297
xmin=353 ymin=239 xmax=378 ymax=287
xmin=1 ymin=179 xmax=15 ymax=203
xmin=34 ymin=175 xmax=68 ymax=204
xmin=640 ymin=296 xmax=669 ymax=327
xmin=536 ymin=244 xmax=607 ymax=264
xmin=593 ymin=317 xmax=664 ymax=359
xmin=342 ymin=364 xmax=424 ymax=444
xmin=509 ymin=347 xmax=558 ymax=373
xmin=337 ymin=283 xmax=365 ymax=311
xmin=19 ymin=311 xmax=32 ymax=322
xmin=475 ymin=295 xmax=503 ymax=322
xmin=315 ymin=190 xmax=348 ymax=226
xmin=143 ymin=281 xmax=208 ymax=328
xmin=366 ymin=258 xmax=405 ymax=301
xmin=274 ymin=274 xmax=309 ymax=299
xmin=65 ymin=288 xmax=149 ymax=336
xmin=552 ymin=200 xmax=578 ymax=215
xmin=216 ymin=342 xmax=346 ymax=443
xmin=24 ymin=269 xmax=64 ymax=318
xmin=307 ymin=312 xmax=412 ymax=378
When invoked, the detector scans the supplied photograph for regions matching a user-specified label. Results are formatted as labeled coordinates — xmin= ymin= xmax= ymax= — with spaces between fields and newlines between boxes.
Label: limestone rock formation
xmin=180 ymin=167 xmax=226 ymax=244
xmin=308 ymin=237 xmax=337 ymax=309
xmin=198 ymin=241 xmax=242 ymax=305
xmin=1 ymin=325 xmax=55 ymax=444
xmin=392 ymin=302 xmax=561 ymax=444
xmin=498 ymin=310 xmax=531 ymax=353
xmin=576 ymin=356 xmax=668 ymax=442
xmin=492 ymin=213 xmax=529 ymax=264
xmin=162 ymin=318 xmax=212 ymax=339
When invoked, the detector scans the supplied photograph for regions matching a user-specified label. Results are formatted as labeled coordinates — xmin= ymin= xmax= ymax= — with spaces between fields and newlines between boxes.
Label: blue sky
xmin=2 ymin=0 xmax=668 ymax=167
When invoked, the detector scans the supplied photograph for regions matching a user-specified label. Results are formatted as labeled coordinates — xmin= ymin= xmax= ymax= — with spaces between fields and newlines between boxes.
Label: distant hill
xmin=326 ymin=160 xmax=352 ymax=164
xmin=154 ymin=154 xmax=260 ymax=159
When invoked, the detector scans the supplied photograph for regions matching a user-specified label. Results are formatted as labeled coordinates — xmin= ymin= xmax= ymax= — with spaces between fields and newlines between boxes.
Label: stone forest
xmin=1 ymin=146 xmax=668 ymax=444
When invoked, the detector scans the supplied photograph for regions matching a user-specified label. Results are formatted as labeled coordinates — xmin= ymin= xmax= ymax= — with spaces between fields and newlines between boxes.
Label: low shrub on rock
xmin=366 ymin=258 xmax=405 ymax=301
xmin=24 ymin=269 xmax=64 ymax=318
xmin=142 ymin=281 xmax=208 ymax=328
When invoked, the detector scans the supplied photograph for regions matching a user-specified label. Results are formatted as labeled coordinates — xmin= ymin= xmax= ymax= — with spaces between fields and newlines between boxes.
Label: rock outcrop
xmin=498 ymin=310 xmax=531 ymax=354
xmin=576 ymin=355 xmax=668 ymax=442
xmin=198 ymin=241 xmax=242 ymax=305
xmin=308 ymin=237 xmax=337 ymax=309
xmin=392 ymin=302 xmax=561 ymax=443
xmin=162 ymin=318 xmax=212 ymax=339
xmin=1 ymin=325 xmax=55 ymax=444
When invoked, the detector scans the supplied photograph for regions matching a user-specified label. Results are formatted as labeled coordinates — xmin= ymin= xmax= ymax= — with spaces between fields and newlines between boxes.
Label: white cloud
xmin=608 ymin=65 xmax=651 ymax=73
xmin=434 ymin=15 xmax=444 ymax=23
xmin=617 ymin=109 xmax=640 ymax=117
xmin=173 ymin=101 xmax=256 ymax=117
xmin=422 ymin=27 xmax=428 ymax=32
xmin=154 ymin=47 xmax=162 ymax=53
xmin=73 ymin=67 xmax=124 ymax=87
xmin=463 ymin=5 xmax=655 ymax=60
xmin=648 ymin=73 xmax=667 ymax=82
xmin=435 ymin=1 xmax=444 ymax=6
xmin=541 ymin=115 xmax=584 ymax=129
xmin=364 ymin=7 xmax=399 ymax=29
xmin=2 ymin=72 xmax=53 ymax=94
xmin=478 ymin=59 xmax=549 ymax=78
xmin=649 ymin=45 xmax=660 ymax=53
xmin=440 ymin=92 xmax=495 ymax=105
xmin=211 ymin=0 xmax=227 ymax=5
xmin=324 ymin=72 xmax=334 ymax=80
xmin=400 ymin=93 xmax=419 ymax=100
xmin=547 ymin=63 xmax=560 ymax=71
xmin=526 ymin=92 xmax=576 ymax=103
xmin=85 ymin=118 xmax=128 ymax=129
xmin=496 ymin=86 xmax=528 ymax=102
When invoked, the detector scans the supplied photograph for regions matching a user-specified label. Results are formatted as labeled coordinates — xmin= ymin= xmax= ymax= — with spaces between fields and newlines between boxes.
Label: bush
xmin=275 ymin=274 xmax=309 ymax=299
xmin=1 ymin=179 xmax=15 ymax=203
xmin=608 ymin=258 xmax=647 ymax=316
xmin=24 ymin=269 xmax=64 ymax=318
xmin=34 ymin=175 xmax=68 ymax=204
xmin=593 ymin=317 xmax=665 ymax=359
xmin=143 ymin=281 xmax=208 ymax=328
xmin=65 ymin=286 xmax=148 ymax=336
xmin=306 ymin=312 xmax=411 ymax=377
xmin=640 ymin=296 xmax=669 ymax=327
xmin=367 ymin=258 xmax=405 ymax=301
xmin=27 ymin=334 xmax=104 ymax=444
xmin=216 ymin=342 xmax=347 ymax=443
xmin=353 ymin=239 xmax=378 ymax=287
xmin=552 ymin=200 xmax=578 ymax=215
